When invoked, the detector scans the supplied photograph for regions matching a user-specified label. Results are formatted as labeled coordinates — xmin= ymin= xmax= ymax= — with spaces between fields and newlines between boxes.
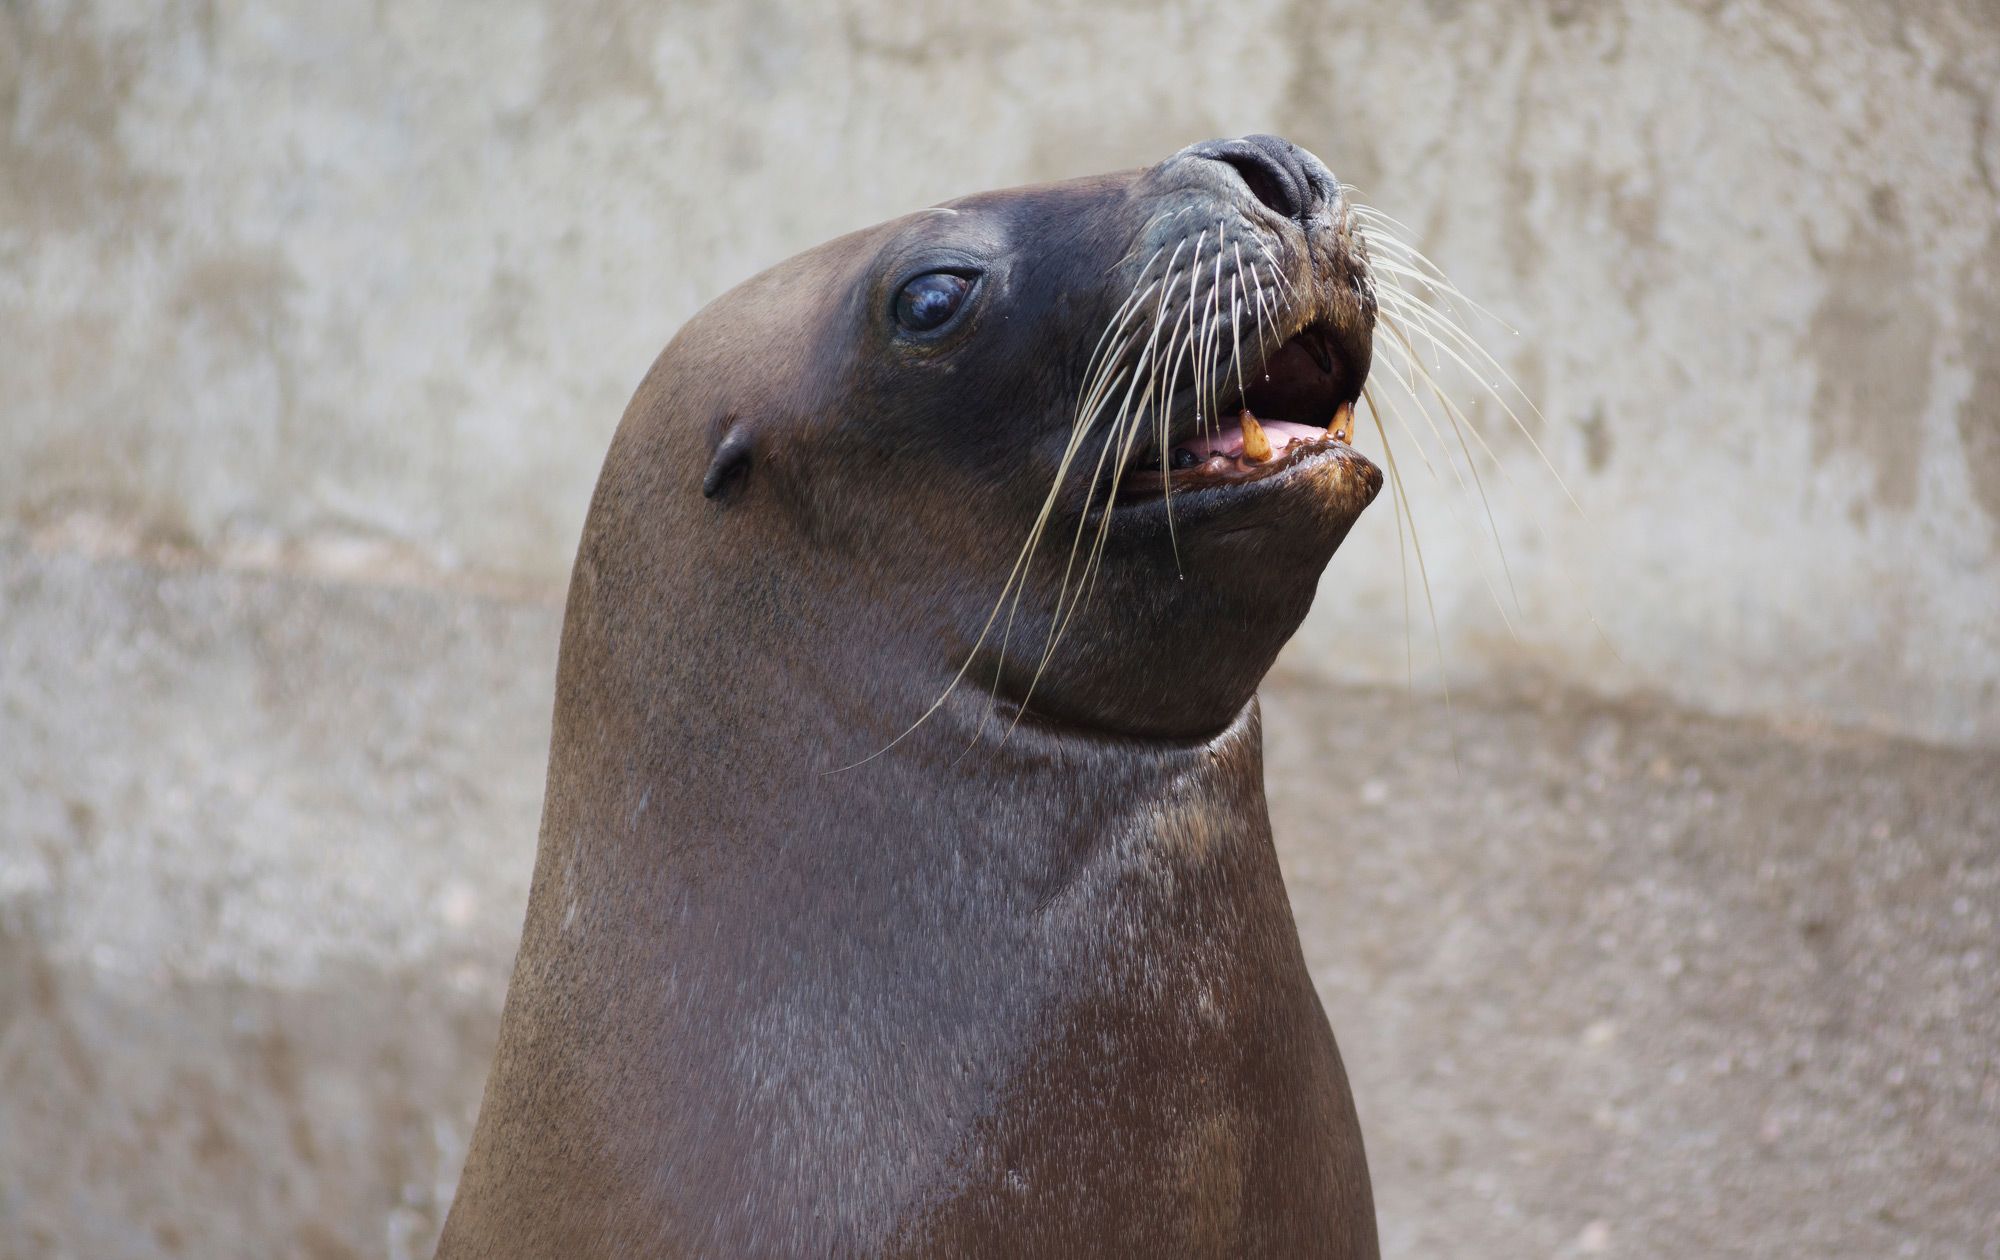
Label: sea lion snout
xmin=1100 ymin=136 xmax=1376 ymax=522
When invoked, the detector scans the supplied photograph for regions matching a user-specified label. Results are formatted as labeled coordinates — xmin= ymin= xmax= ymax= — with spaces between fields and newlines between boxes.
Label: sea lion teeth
xmin=1331 ymin=400 xmax=1354 ymax=443
xmin=1240 ymin=410 xmax=1272 ymax=462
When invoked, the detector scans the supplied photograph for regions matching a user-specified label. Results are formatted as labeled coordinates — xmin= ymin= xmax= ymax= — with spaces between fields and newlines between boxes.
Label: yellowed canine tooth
xmin=1239 ymin=409 xmax=1272 ymax=462
xmin=1331 ymin=400 xmax=1354 ymax=443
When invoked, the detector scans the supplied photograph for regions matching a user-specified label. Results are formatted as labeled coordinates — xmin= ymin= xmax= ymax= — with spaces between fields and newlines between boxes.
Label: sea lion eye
xmin=894 ymin=271 xmax=973 ymax=332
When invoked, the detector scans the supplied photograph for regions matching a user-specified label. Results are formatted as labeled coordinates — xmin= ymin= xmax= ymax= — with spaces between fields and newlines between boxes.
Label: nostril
xmin=1217 ymin=150 xmax=1304 ymax=221
xmin=1192 ymin=138 xmax=1320 ymax=222
xmin=1185 ymin=135 xmax=1340 ymax=223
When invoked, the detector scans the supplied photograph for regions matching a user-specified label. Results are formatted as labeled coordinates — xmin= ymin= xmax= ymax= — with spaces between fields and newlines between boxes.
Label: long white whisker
xmin=842 ymin=251 xmax=1179 ymax=769
xmin=1201 ymin=239 xmax=1227 ymax=431
xmin=1372 ymin=335 xmax=1521 ymax=640
xmin=1374 ymin=288 xmax=1582 ymax=516
xmin=1357 ymin=213 xmax=1520 ymax=334
xmin=1371 ymin=258 xmax=1511 ymax=333
xmin=1248 ymin=260 xmax=1277 ymax=375
xmin=1374 ymin=295 xmax=1617 ymax=666
xmin=1362 ymin=381 xmax=1459 ymax=770
xmin=1375 ymin=318 xmax=1523 ymax=619
xmin=1227 ymin=273 xmax=1246 ymax=410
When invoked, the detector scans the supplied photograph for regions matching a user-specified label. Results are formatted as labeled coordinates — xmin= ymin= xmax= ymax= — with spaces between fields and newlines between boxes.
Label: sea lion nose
xmin=1189 ymin=134 xmax=1340 ymax=224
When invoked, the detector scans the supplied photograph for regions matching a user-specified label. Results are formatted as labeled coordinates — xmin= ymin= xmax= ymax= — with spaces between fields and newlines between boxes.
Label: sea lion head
xmin=600 ymin=134 xmax=1379 ymax=745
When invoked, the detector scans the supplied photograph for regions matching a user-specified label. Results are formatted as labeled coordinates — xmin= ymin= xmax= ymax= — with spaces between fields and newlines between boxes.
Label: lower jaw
xmin=1118 ymin=400 xmax=1362 ymax=504
xmin=1109 ymin=443 xmax=1382 ymax=527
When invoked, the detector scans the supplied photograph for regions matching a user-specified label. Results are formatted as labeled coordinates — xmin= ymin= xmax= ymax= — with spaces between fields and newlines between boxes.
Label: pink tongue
xmin=1182 ymin=419 xmax=1327 ymax=459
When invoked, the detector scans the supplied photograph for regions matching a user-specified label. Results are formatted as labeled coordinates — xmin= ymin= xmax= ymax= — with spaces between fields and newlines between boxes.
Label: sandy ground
xmin=1 ymin=545 xmax=1995 ymax=1258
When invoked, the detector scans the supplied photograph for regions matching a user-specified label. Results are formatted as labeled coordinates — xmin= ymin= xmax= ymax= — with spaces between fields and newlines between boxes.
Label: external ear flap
xmin=702 ymin=420 xmax=755 ymax=500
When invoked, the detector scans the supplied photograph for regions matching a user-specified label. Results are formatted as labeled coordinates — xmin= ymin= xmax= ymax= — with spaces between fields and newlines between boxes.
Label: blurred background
xmin=2 ymin=1 xmax=1996 ymax=1256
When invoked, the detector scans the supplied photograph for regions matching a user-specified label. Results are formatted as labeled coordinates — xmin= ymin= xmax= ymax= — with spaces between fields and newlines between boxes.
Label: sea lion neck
xmin=543 ymin=517 xmax=1269 ymax=895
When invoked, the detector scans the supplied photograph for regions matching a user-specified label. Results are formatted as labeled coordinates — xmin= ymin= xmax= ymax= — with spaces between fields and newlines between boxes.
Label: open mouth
xmin=1121 ymin=317 xmax=1366 ymax=498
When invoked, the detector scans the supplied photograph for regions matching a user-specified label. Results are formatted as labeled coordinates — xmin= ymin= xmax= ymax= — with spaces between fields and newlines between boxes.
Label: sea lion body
xmin=438 ymin=136 xmax=1381 ymax=1257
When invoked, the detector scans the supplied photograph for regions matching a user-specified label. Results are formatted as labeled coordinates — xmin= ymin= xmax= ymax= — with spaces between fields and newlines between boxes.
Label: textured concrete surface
xmin=4 ymin=0 xmax=1998 ymax=742
xmin=6 ymin=1 xmax=1999 ymax=1257
xmin=0 ymin=546 xmax=545 ymax=1260
xmin=2 ymin=545 xmax=1995 ymax=1259
xmin=1266 ymin=675 xmax=2000 ymax=1260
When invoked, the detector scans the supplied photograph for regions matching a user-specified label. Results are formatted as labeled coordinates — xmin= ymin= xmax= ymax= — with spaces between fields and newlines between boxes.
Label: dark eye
xmin=894 ymin=272 xmax=973 ymax=333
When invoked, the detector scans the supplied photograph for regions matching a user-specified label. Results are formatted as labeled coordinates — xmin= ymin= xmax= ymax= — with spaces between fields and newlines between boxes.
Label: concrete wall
xmin=6 ymin=0 xmax=1997 ymax=744
xmin=3 ymin=2 xmax=1997 ymax=1258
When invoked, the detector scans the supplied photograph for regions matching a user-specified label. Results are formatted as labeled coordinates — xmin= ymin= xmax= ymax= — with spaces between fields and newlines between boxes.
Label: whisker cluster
xmin=856 ymin=193 xmax=1589 ymax=766
xmin=1346 ymin=189 xmax=1604 ymax=737
xmin=868 ymin=220 xmax=1288 ymax=757
xmin=997 ymin=223 xmax=1293 ymax=724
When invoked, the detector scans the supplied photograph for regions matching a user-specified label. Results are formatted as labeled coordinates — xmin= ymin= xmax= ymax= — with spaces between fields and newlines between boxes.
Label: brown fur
xmin=437 ymin=136 xmax=1382 ymax=1258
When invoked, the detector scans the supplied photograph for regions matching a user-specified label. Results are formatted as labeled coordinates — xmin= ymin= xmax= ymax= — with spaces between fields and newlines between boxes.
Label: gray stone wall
xmin=3 ymin=2 xmax=1996 ymax=1257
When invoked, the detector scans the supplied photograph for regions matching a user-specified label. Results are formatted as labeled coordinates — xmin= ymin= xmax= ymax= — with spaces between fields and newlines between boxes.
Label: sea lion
xmin=436 ymin=133 xmax=1383 ymax=1258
